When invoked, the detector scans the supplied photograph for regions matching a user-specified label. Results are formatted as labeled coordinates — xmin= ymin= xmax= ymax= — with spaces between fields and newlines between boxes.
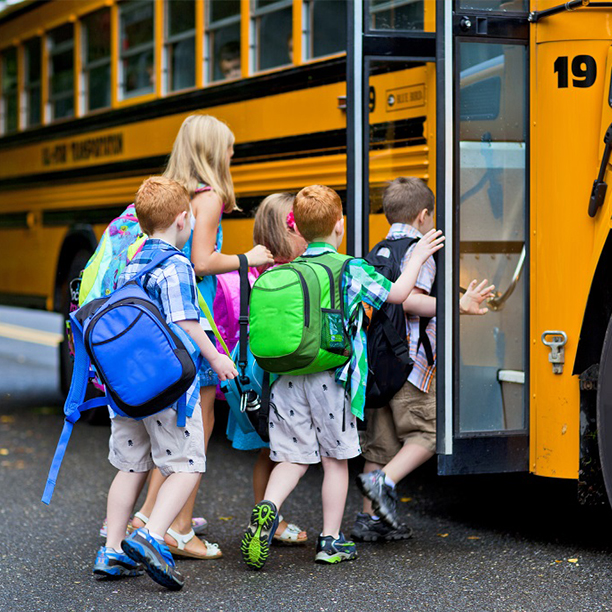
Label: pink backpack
xmin=213 ymin=267 xmax=259 ymax=399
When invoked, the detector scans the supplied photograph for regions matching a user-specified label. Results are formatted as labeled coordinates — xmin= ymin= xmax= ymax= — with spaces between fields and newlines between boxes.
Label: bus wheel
xmin=58 ymin=249 xmax=91 ymax=397
xmin=597 ymin=314 xmax=612 ymax=508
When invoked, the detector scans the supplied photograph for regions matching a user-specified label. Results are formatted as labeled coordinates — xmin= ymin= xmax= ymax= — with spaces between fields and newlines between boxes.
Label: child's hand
xmin=413 ymin=229 xmax=445 ymax=263
xmin=210 ymin=353 xmax=238 ymax=381
xmin=459 ymin=279 xmax=496 ymax=315
xmin=246 ymin=244 xmax=275 ymax=267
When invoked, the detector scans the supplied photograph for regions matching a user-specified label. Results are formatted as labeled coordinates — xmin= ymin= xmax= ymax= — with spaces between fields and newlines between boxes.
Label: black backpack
xmin=364 ymin=236 xmax=423 ymax=409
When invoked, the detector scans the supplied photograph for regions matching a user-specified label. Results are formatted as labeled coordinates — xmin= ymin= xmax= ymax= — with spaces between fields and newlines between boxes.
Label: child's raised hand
xmin=413 ymin=229 xmax=445 ymax=263
xmin=246 ymin=244 xmax=275 ymax=267
xmin=210 ymin=353 xmax=238 ymax=381
xmin=459 ymin=279 xmax=496 ymax=315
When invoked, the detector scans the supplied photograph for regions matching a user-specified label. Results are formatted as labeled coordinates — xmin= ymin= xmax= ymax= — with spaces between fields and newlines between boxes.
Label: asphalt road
xmin=1 ymin=307 xmax=612 ymax=612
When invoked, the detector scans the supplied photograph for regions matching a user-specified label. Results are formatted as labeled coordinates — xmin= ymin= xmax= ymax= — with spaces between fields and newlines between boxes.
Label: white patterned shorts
xmin=109 ymin=403 xmax=206 ymax=476
xmin=268 ymin=370 xmax=361 ymax=464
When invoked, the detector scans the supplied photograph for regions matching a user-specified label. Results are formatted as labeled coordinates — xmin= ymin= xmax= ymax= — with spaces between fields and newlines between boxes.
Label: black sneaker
xmin=350 ymin=513 xmax=413 ymax=542
xmin=356 ymin=469 xmax=401 ymax=529
xmin=314 ymin=532 xmax=357 ymax=564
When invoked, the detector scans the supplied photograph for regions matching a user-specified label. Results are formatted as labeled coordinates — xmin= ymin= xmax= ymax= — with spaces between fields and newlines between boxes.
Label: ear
xmin=176 ymin=210 xmax=188 ymax=230
xmin=417 ymin=208 xmax=429 ymax=225
xmin=334 ymin=216 xmax=345 ymax=235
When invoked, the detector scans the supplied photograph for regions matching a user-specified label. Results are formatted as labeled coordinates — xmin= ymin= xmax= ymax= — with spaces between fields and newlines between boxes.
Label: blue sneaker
xmin=241 ymin=500 xmax=279 ymax=570
xmin=93 ymin=546 xmax=143 ymax=579
xmin=121 ymin=528 xmax=184 ymax=591
xmin=314 ymin=532 xmax=357 ymax=564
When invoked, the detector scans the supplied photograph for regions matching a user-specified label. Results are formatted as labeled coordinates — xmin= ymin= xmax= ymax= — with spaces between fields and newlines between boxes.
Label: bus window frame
xmin=302 ymin=0 xmax=347 ymax=62
xmin=46 ymin=22 xmax=75 ymax=122
xmin=22 ymin=36 xmax=42 ymax=129
xmin=250 ymin=0 xmax=294 ymax=74
xmin=1 ymin=45 xmax=18 ymax=135
xmin=205 ymin=0 xmax=242 ymax=84
xmin=163 ymin=0 xmax=197 ymax=94
xmin=80 ymin=7 xmax=112 ymax=114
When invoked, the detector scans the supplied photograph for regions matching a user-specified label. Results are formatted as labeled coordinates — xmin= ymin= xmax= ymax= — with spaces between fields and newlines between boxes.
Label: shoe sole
xmin=241 ymin=501 xmax=278 ymax=571
xmin=93 ymin=565 xmax=143 ymax=579
xmin=314 ymin=551 xmax=358 ymax=564
xmin=122 ymin=537 xmax=184 ymax=591
xmin=356 ymin=475 xmax=401 ymax=530
xmin=351 ymin=528 xmax=413 ymax=542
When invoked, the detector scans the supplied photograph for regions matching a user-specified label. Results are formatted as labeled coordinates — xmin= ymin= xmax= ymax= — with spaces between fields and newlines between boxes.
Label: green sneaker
xmin=241 ymin=500 xmax=279 ymax=570
xmin=314 ymin=532 xmax=357 ymax=564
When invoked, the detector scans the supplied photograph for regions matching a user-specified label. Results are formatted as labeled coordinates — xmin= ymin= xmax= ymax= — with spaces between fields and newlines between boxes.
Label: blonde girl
xmin=226 ymin=193 xmax=308 ymax=544
xmin=131 ymin=115 xmax=273 ymax=560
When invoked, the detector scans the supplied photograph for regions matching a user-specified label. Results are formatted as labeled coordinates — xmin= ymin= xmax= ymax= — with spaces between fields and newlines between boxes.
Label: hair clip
xmin=286 ymin=210 xmax=297 ymax=231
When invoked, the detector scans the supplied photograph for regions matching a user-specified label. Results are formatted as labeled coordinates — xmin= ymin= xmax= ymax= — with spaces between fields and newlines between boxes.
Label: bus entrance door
xmin=437 ymin=6 xmax=530 ymax=475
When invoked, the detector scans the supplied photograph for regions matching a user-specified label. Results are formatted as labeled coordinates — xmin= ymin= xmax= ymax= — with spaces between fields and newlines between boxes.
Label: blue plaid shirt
xmin=301 ymin=242 xmax=391 ymax=419
xmin=118 ymin=239 xmax=201 ymax=417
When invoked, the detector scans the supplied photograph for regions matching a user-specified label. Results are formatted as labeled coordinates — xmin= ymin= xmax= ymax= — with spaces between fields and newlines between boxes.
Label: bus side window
xmin=252 ymin=0 xmax=293 ymax=72
xmin=23 ymin=37 xmax=41 ymax=128
xmin=48 ymin=23 xmax=74 ymax=120
xmin=206 ymin=0 xmax=241 ymax=82
xmin=165 ymin=0 xmax=196 ymax=92
xmin=1 ymin=46 xmax=18 ymax=133
xmin=304 ymin=0 xmax=347 ymax=60
xmin=81 ymin=8 xmax=111 ymax=112
xmin=369 ymin=0 xmax=425 ymax=31
xmin=119 ymin=1 xmax=155 ymax=98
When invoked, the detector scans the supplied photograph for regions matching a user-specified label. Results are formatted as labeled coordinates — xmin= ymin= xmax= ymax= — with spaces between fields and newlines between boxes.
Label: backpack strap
xmin=237 ymin=254 xmax=250 ymax=383
xmin=42 ymin=315 xmax=109 ymax=505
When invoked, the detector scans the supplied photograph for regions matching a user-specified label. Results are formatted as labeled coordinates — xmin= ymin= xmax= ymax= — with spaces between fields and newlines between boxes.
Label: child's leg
xmin=253 ymin=448 xmax=274 ymax=503
xmin=146 ymin=472 xmax=202 ymax=538
xmin=321 ymin=457 xmax=349 ymax=538
xmin=200 ymin=385 xmax=216 ymax=447
xmin=263 ymin=461 xmax=309 ymax=510
xmin=133 ymin=468 xmax=164 ymax=525
xmin=106 ymin=470 xmax=149 ymax=551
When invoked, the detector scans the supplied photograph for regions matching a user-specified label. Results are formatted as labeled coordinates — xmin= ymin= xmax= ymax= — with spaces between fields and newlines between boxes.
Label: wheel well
xmin=574 ymin=230 xmax=612 ymax=375
xmin=53 ymin=225 xmax=97 ymax=312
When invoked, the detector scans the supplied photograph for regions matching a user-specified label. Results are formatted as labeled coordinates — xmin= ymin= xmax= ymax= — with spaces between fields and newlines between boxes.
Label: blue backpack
xmin=42 ymin=250 xmax=201 ymax=505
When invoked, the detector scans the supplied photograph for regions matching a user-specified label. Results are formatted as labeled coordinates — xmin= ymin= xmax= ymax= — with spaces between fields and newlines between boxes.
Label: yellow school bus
xmin=3 ymin=0 xmax=612 ymax=506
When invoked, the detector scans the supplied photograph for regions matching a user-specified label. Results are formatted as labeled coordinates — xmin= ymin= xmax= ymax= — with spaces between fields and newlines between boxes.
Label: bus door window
xmin=119 ymin=0 xmax=155 ymax=98
xmin=251 ymin=0 xmax=293 ymax=72
xmin=457 ymin=42 xmax=527 ymax=433
xmin=23 ymin=37 xmax=41 ymax=128
xmin=368 ymin=0 xmax=425 ymax=31
xmin=48 ymin=23 xmax=74 ymax=120
xmin=81 ymin=8 xmax=111 ymax=112
xmin=303 ymin=0 xmax=346 ymax=60
xmin=165 ymin=0 xmax=196 ymax=92
xmin=1 ymin=46 xmax=17 ymax=133
xmin=206 ymin=0 xmax=241 ymax=82
xmin=458 ymin=0 xmax=527 ymax=11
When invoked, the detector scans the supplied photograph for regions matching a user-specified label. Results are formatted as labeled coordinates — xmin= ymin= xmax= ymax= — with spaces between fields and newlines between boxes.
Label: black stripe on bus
xmin=0 ymin=292 xmax=47 ymax=310
xmin=0 ymin=118 xmax=426 ymax=192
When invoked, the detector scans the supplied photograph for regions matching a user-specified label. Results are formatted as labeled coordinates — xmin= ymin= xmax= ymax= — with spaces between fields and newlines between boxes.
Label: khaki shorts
xmin=361 ymin=375 xmax=436 ymax=465
xmin=109 ymin=404 xmax=206 ymax=477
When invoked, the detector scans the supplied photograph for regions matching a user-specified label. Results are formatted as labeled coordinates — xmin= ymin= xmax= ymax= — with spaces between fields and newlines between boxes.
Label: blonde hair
xmin=135 ymin=176 xmax=190 ymax=235
xmin=294 ymin=185 xmax=342 ymax=242
xmin=164 ymin=114 xmax=237 ymax=213
xmin=253 ymin=193 xmax=296 ymax=262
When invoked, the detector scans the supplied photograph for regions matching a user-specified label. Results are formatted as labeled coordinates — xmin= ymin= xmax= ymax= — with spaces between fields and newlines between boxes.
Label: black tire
xmin=597 ymin=314 xmax=612 ymax=508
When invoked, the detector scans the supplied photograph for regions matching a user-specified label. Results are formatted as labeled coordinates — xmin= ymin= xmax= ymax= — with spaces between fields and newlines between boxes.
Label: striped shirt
xmin=301 ymin=242 xmax=391 ymax=419
xmin=119 ymin=239 xmax=201 ymax=416
xmin=387 ymin=223 xmax=436 ymax=393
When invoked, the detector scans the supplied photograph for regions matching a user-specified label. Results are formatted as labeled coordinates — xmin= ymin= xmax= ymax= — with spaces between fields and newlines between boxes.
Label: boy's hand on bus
xmin=413 ymin=229 xmax=445 ymax=263
xmin=246 ymin=244 xmax=275 ymax=267
xmin=210 ymin=353 xmax=238 ymax=381
xmin=459 ymin=279 xmax=496 ymax=315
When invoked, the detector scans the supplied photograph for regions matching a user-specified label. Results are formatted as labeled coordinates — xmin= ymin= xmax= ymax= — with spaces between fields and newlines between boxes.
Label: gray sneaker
xmin=356 ymin=469 xmax=401 ymax=529
xmin=350 ymin=513 xmax=413 ymax=542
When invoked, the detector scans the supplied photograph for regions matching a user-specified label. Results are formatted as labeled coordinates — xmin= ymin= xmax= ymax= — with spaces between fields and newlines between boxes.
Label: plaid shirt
xmin=301 ymin=242 xmax=391 ymax=419
xmin=118 ymin=239 xmax=201 ymax=416
xmin=387 ymin=223 xmax=436 ymax=393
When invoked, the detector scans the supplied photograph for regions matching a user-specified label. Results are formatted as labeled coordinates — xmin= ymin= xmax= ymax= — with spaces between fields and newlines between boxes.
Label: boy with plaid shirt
xmin=93 ymin=177 xmax=236 ymax=591
xmin=240 ymin=185 xmax=444 ymax=570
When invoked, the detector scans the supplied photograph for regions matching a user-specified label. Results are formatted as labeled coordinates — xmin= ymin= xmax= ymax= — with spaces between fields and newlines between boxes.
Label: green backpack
xmin=249 ymin=251 xmax=353 ymax=375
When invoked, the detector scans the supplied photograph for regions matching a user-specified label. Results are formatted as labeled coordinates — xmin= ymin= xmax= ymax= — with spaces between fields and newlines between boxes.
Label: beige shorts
xmin=269 ymin=370 xmax=361 ymax=464
xmin=109 ymin=404 xmax=206 ymax=477
xmin=361 ymin=375 xmax=436 ymax=464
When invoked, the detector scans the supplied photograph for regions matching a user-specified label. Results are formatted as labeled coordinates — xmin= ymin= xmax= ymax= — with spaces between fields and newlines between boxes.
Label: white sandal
xmin=131 ymin=511 xmax=208 ymax=536
xmin=165 ymin=527 xmax=223 ymax=560
xmin=272 ymin=515 xmax=308 ymax=545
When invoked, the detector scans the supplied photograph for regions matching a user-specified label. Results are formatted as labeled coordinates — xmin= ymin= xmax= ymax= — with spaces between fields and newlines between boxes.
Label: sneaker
xmin=356 ymin=470 xmax=401 ymax=529
xmin=314 ymin=532 xmax=357 ymax=564
xmin=241 ymin=500 xmax=279 ymax=571
xmin=92 ymin=546 xmax=143 ymax=579
xmin=350 ymin=512 xmax=413 ymax=542
xmin=121 ymin=528 xmax=184 ymax=591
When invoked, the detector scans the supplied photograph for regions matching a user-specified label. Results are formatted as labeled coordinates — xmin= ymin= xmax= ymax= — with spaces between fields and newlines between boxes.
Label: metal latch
xmin=541 ymin=331 xmax=568 ymax=374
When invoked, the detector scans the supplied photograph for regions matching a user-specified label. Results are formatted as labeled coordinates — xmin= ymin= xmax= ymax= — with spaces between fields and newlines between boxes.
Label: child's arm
xmin=403 ymin=288 xmax=436 ymax=317
xmin=386 ymin=229 xmax=444 ymax=304
xmin=459 ymin=279 xmax=495 ymax=315
xmin=176 ymin=319 xmax=238 ymax=381
xmin=190 ymin=191 xmax=273 ymax=276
